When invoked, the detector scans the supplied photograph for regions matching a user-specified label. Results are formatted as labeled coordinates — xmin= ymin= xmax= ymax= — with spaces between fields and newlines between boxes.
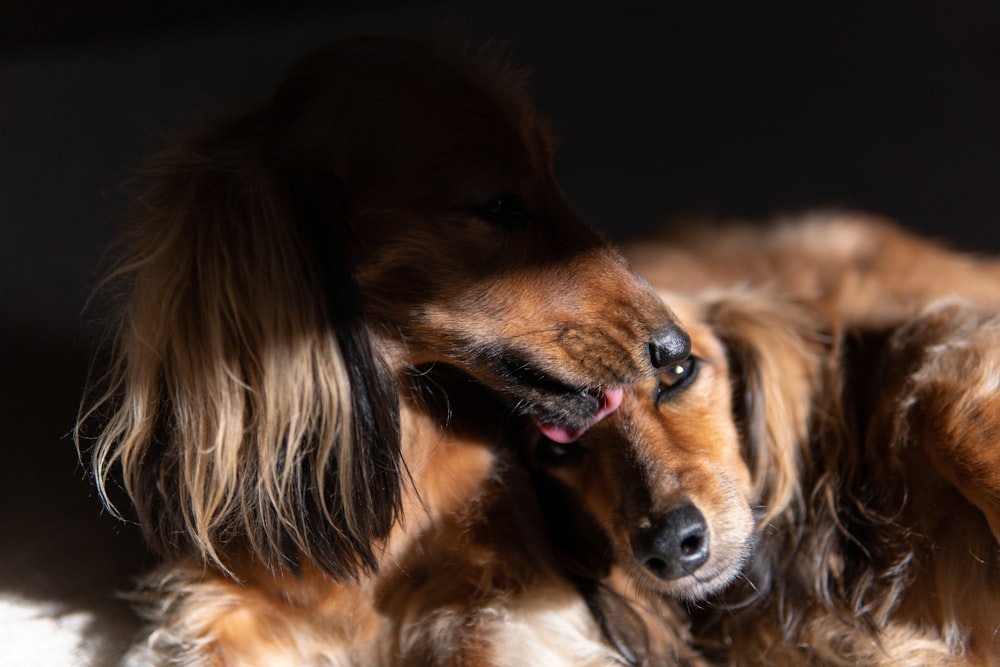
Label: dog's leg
xmin=887 ymin=300 xmax=1000 ymax=544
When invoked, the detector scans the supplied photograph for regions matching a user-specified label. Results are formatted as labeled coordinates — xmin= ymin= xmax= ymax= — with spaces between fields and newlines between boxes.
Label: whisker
xmin=737 ymin=571 xmax=759 ymax=594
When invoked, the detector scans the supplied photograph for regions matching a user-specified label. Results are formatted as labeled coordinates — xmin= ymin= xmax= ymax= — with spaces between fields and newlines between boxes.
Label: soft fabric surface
xmin=1 ymin=596 xmax=103 ymax=667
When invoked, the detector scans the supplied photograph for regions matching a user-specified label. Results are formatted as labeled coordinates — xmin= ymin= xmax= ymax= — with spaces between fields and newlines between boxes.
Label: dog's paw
xmin=888 ymin=300 xmax=1000 ymax=543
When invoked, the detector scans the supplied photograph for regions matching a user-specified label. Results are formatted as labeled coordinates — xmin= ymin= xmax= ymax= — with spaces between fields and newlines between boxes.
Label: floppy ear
xmin=706 ymin=291 xmax=827 ymax=527
xmin=78 ymin=113 xmax=401 ymax=579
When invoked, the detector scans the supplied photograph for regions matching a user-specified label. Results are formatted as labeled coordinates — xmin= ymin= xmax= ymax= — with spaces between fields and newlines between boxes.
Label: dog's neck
xmin=379 ymin=364 xmax=516 ymax=556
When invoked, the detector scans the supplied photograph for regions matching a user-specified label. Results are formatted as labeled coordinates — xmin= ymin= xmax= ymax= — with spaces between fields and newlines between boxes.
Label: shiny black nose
xmin=630 ymin=503 xmax=709 ymax=580
xmin=647 ymin=324 xmax=691 ymax=369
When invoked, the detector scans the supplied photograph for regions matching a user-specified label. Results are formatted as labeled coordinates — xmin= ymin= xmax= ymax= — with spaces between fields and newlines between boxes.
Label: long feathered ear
xmin=706 ymin=291 xmax=827 ymax=527
xmin=77 ymin=113 xmax=401 ymax=579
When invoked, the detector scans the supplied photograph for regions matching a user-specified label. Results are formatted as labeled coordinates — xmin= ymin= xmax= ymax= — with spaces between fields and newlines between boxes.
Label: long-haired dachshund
xmin=529 ymin=214 xmax=1000 ymax=665
xmin=76 ymin=37 xmax=690 ymax=665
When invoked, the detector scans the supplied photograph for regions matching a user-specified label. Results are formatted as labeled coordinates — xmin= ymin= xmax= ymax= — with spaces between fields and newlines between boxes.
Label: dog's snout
xmin=647 ymin=324 xmax=691 ymax=370
xmin=630 ymin=503 xmax=709 ymax=581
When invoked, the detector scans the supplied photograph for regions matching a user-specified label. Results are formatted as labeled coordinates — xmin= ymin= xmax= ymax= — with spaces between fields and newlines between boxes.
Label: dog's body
xmin=530 ymin=213 xmax=1000 ymax=665
xmin=124 ymin=378 xmax=634 ymax=666
xmin=78 ymin=38 xmax=690 ymax=665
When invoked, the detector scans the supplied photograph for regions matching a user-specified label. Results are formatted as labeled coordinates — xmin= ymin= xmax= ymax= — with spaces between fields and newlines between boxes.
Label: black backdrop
xmin=2 ymin=1 xmax=998 ymax=662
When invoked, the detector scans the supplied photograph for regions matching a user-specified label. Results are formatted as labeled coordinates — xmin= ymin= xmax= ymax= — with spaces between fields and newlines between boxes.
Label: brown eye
xmin=655 ymin=357 xmax=698 ymax=404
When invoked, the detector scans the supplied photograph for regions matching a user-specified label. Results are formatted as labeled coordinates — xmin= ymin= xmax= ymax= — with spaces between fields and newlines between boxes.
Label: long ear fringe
xmin=705 ymin=291 xmax=877 ymax=644
xmin=76 ymin=115 xmax=401 ymax=579
xmin=707 ymin=292 xmax=828 ymax=531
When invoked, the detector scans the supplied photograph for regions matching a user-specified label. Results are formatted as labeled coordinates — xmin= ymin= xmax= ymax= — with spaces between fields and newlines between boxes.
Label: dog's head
xmin=269 ymin=38 xmax=687 ymax=430
xmin=528 ymin=289 xmax=825 ymax=601
xmin=80 ymin=37 xmax=684 ymax=579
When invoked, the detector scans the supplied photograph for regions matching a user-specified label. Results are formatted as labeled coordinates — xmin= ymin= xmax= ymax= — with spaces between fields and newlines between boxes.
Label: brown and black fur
xmin=529 ymin=213 xmax=1000 ymax=665
xmin=76 ymin=37 xmax=689 ymax=665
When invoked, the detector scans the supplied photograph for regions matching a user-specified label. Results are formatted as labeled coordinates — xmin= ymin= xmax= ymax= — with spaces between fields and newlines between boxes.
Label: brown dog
xmin=529 ymin=213 xmax=1000 ymax=665
xmin=77 ymin=37 xmax=689 ymax=665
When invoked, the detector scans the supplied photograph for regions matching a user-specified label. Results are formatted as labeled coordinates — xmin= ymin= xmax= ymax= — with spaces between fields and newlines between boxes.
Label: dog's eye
xmin=477 ymin=194 xmax=531 ymax=225
xmin=655 ymin=357 xmax=699 ymax=404
xmin=536 ymin=437 xmax=584 ymax=467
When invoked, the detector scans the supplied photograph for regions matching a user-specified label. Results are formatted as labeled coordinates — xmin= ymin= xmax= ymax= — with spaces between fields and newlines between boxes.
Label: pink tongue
xmin=534 ymin=387 xmax=624 ymax=444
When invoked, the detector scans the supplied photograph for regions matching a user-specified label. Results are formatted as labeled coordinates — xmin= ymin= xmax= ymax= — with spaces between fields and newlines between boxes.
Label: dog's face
xmin=273 ymin=38 xmax=687 ymax=434
xmin=530 ymin=297 xmax=755 ymax=600
xmin=528 ymin=291 xmax=823 ymax=601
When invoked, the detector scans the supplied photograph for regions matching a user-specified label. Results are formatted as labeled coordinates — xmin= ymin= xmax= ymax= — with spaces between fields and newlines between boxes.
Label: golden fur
xmin=76 ymin=37 xmax=690 ymax=665
xmin=529 ymin=213 xmax=1000 ymax=665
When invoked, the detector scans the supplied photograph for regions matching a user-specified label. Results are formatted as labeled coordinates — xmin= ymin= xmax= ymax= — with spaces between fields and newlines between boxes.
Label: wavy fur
xmin=532 ymin=214 xmax=1000 ymax=665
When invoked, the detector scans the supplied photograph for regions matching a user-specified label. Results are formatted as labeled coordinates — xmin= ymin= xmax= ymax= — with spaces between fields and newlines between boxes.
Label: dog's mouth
xmin=496 ymin=355 xmax=625 ymax=441
xmin=641 ymin=559 xmax=744 ymax=602
xmin=531 ymin=387 xmax=623 ymax=443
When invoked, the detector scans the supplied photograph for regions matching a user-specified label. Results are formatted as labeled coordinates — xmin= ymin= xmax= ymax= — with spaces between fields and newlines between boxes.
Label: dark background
xmin=2 ymin=1 xmax=998 ymax=663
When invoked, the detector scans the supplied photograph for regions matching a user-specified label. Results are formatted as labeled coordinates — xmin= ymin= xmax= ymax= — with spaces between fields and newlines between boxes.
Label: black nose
xmin=647 ymin=324 xmax=691 ymax=369
xmin=630 ymin=503 xmax=709 ymax=581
